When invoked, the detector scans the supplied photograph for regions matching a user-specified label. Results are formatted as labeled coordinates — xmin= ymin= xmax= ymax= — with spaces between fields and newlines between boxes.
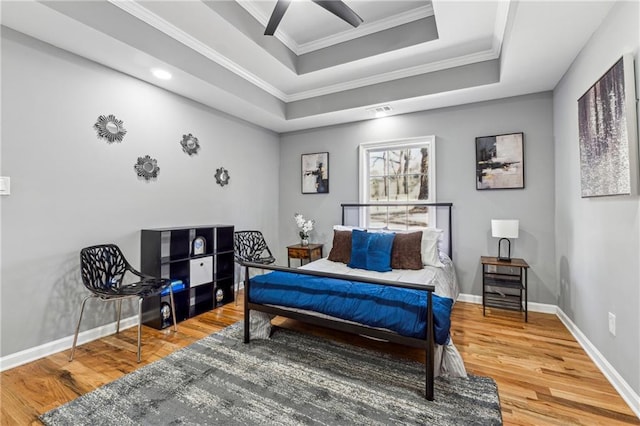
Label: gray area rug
xmin=41 ymin=323 xmax=502 ymax=425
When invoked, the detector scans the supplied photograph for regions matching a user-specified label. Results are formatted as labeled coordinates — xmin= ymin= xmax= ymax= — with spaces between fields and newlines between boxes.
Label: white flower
xmin=294 ymin=213 xmax=305 ymax=228
xmin=294 ymin=213 xmax=314 ymax=238
xmin=301 ymin=220 xmax=314 ymax=232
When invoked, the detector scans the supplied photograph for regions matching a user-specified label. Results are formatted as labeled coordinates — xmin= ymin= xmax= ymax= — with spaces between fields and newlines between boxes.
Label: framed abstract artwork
xmin=476 ymin=132 xmax=525 ymax=190
xmin=578 ymin=54 xmax=638 ymax=197
xmin=301 ymin=152 xmax=329 ymax=194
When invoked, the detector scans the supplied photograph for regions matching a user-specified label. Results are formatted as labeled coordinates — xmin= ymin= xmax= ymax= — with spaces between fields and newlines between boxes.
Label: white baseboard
xmin=0 ymin=315 xmax=138 ymax=372
xmin=459 ymin=293 xmax=638 ymax=418
xmin=556 ymin=308 xmax=640 ymax=418
xmin=456 ymin=293 xmax=557 ymax=314
xmin=456 ymin=293 xmax=482 ymax=304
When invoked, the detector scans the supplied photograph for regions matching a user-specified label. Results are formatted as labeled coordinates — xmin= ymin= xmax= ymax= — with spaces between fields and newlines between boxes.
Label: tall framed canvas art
xmin=476 ymin=132 xmax=525 ymax=190
xmin=578 ymin=54 xmax=638 ymax=197
xmin=301 ymin=152 xmax=329 ymax=194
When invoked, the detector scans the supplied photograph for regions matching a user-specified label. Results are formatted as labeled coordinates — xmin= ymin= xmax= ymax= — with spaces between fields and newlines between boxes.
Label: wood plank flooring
xmin=1 ymin=295 xmax=638 ymax=425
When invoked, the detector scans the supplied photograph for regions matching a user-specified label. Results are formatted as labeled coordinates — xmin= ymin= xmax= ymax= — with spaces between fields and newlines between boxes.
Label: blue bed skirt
xmin=249 ymin=271 xmax=453 ymax=345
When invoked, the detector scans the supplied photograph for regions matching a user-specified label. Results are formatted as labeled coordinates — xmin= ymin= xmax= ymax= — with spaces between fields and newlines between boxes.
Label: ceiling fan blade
xmin=312 ymin=1 xmax=364 ymax=28
xmin=264 ymin=0 xmax=292 ymax=36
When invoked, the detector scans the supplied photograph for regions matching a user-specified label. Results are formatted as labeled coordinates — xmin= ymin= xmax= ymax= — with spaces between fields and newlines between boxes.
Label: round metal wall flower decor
xmin=94 ymin=114 xmax=127 ymax=143
xmin=215 ymin=167 xmax=230 ymax=187
xmin=134 ymin=155 xmax=160 ymax=181
xmin=180 ymin=133 xmax=200 ymax=156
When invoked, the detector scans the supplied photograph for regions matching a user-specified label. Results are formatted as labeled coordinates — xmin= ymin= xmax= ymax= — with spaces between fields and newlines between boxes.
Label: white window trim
xmin=359 ymin=135 xmax=436 ymax=203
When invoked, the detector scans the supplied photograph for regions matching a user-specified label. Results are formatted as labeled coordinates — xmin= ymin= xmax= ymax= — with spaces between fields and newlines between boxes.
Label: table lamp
xmin=491 ymin=219 xmax=519 ymax=262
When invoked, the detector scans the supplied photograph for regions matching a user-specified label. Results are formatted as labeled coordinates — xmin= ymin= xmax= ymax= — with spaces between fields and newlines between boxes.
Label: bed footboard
xmin=241 ymin=261 xmax=436 ymax=401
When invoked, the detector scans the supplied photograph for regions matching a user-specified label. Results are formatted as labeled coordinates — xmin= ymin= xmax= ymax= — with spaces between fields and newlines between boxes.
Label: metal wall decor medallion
xmin=94 ymin=114 xmax=127 ymax=143
xmin=215 ymin=167 xmax=230 ymax=186
xmin=180 ymin=133 xmax=200 ymax=155
xmin=134 ymin=155 xmax=160 ymax=181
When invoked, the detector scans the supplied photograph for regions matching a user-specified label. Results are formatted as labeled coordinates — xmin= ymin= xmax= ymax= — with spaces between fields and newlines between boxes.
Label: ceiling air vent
xmin=365 ymin=105 xmax=393 ymax=117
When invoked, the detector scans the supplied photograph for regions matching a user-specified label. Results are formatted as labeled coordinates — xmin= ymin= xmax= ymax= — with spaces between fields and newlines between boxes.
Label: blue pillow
xmin=348 ymin=229 xmax=369 ymax=270
xmin=366 ymin=232 xmax=395 ymax=272
xmin=347 ymin=229 xmax=395 ymax=272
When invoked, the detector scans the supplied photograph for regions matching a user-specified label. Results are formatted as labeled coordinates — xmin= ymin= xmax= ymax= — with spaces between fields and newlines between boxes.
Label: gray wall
xmin=279 ymin=92 xmax=556 ymax=303
xmin=553 ymin=1 xmax=639 ymax=394
xmin=0 ymin=28 xmax=280 ymax=357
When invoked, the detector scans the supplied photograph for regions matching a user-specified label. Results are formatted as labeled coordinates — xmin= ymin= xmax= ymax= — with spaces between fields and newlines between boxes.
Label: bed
xmin=241 ymin=203 xmax=466 ymax=401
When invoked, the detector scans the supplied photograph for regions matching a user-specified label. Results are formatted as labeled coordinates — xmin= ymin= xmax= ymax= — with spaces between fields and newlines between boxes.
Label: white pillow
xmin=333 ymin=225 xmax=363 ymax=231
xmin=333 ymin=225 xmax=388 ymax=232
xmin=421 ymin=228 xmax=444 ymax=268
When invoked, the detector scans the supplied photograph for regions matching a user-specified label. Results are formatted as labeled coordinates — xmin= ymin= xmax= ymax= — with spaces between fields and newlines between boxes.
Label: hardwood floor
xmin=1 ymin=295 xmax=638 ymax=425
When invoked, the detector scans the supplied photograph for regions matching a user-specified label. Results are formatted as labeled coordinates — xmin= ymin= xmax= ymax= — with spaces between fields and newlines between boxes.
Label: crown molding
xmin=236 ymin=0 xmax=269 ymax=26
xmin=287 ymin=48 xmax=499 ymax=102
xmin=237 ymin=2 xmax=434 ymax=56
xmin=296 ymin=5 xmax=435 ymax=55
xmin=287 ymin=0 xmax=509 ymax=101
xmin=109 ymin=1 xmax=507 ymax=105
xmin=109 ymin=0 xmax=288 ymax=101
xmin=492 ymin=0 xmax=511 ymax=56
xmin=235 ymin=0 xmax=301 ymax=53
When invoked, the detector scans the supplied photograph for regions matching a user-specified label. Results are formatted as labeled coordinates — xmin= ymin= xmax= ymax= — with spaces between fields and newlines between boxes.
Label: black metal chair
xmin=234 ymin=231 xmax=276 ymax=304
xmin=70 ymin=244 xmax=177 ymax=363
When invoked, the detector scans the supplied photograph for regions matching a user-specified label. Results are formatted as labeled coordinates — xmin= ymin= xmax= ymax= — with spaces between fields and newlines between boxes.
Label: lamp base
xmin=497 ymin=238 xmax=512 ymax=263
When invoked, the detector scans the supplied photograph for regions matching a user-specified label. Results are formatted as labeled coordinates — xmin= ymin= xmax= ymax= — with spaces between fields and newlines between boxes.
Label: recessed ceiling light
xmin=366 ymin=105 xmax=392 ymax=118
xmin=151 ymin=68 xmax=172 ymax=80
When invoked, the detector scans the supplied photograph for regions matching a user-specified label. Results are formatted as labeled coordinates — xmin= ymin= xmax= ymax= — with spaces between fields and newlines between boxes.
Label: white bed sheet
xmin=299 ymin=252 xmax=459 ymax=301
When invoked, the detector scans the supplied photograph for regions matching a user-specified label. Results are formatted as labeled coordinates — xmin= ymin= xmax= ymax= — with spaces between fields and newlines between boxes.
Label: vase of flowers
xmin=294 ymin=213 xmax=314 ymax=246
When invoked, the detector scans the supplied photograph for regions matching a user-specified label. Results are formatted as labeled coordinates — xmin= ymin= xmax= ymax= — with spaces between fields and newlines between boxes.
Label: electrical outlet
xmin=608 ymin=312 xmax=616 ymax=336
xmin=0 ymin=176 xmax=10 ymax=195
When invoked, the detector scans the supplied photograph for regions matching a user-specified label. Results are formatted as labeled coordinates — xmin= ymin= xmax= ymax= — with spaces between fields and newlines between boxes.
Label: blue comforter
xmin=249 ymin=271 xmax=453 ymax=345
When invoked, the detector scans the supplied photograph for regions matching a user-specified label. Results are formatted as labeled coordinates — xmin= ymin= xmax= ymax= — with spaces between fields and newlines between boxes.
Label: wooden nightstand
xmin=481 ymin=256 xmax=529 ymax=322
xmin=287 ymin=243 xmax=323 ymax=267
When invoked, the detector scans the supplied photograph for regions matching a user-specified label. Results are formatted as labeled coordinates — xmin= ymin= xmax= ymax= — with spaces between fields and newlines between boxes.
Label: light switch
xmin=0 ymin=177 xmax=10 ymax=195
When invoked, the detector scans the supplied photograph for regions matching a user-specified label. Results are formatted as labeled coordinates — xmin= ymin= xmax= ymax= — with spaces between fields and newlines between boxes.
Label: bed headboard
xmin=340 ymin=203 xmax=453 ymax=260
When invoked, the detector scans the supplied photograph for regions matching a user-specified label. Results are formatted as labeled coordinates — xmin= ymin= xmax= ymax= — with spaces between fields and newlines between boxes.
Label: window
xmin=358 ymin=136 xmax=436 ymax=229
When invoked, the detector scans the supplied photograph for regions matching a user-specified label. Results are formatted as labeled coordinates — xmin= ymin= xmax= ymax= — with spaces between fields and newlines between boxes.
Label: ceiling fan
xmin=264 ymin=0 xmax=364 ymax=36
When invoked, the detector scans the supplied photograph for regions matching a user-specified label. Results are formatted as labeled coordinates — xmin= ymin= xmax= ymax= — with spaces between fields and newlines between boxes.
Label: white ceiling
xmin=1 ymin=0 xmax=615 ymax=133
xmin=238 ymin=0 xmax=429 ymax=50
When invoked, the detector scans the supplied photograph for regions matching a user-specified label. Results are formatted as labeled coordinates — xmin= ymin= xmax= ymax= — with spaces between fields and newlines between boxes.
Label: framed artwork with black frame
xmin=578 ymin=54 xmax=638 ymax=198
xmin=476 ymin=132 xmax=525 ymax=190
xmin=301 ymin=152 xmax=329 ymax=194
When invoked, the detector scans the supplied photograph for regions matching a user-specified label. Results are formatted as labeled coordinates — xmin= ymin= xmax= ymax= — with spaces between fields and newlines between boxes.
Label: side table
xmin=481 ymin=256 xmax=529 ymax=322
xmin=287 ymin=243 xmax=323 ymax=267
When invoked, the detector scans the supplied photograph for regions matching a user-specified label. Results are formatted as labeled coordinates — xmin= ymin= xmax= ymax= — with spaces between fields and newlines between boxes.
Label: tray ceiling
xmin=1 ymin=1 xmax=615 ymax=132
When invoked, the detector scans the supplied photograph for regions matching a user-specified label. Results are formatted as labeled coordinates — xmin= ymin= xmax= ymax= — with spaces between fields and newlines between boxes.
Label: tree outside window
xmin=359 ymin=137 xmax=436 ymax=229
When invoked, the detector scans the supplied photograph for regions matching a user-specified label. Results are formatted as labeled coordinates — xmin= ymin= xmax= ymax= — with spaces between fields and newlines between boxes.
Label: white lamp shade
xmin=491 ymin=220 xmax=519 ymax=238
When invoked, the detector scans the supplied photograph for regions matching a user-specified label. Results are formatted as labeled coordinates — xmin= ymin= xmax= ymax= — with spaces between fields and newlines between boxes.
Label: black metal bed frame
xmin=242 ymin=202 xmax=453 ymax=401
